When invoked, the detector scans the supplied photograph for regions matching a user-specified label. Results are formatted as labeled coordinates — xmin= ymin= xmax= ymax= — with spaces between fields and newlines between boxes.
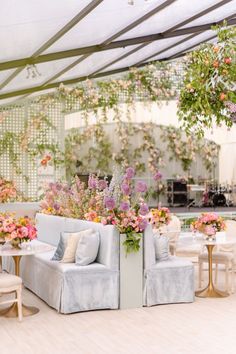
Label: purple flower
xmin=153 ymin=171 xmax=162 ymax=181
xmin=121 ymin=183 xmax=131 ymax=196
xmin=53 ymin=203 xmax=60 ymax=211
xmin=98 ymin=179 xmax=107 ymax=190
xmin=136 ymin=181 xmax=147 ymax=193
xmin=125 ymin=167 xmax=135 ymax=179
xmin=139 ymin=203 xmax=149 ymax=216
xmin=104 ymin=196 xmax=116 ymax=210
xmin=56 ymin=183 xmax=62 ymax=191
xmin=120 ymin=201 xmax=130 ymax=212
xmin=88 ymin=176 xmax=97 ymax=190
xmin=139 ymin=218 xmax=148 ymax=231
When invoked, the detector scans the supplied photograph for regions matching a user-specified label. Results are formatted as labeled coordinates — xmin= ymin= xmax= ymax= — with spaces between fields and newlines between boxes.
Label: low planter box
xmin=119 ymin=233 xmax=143 ymax=309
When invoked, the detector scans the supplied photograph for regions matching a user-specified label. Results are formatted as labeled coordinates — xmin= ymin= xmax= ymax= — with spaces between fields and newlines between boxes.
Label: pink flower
xmin=17 ymin=226 xmax=29 ymax=239
xmin=205 ymin=225 xmax=216 ymax=236
xmin=98 ymin=180 xmax=107 ymax=190
xmin=153 ymin=171 xmax=162 ymax=181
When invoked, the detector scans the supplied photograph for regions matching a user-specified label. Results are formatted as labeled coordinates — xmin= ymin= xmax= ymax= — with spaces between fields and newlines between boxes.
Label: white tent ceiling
xmin=0 ymin=0 xmax=235 ymax=104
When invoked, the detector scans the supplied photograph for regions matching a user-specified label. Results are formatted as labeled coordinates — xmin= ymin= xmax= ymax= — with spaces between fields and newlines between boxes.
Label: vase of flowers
xmin=0 ymin=213 xmax=37 ymax=248
xmin=191 ymin=212 xmax=226 ymax=241
xmin=149 ymin=207 xmax=171 ymax=232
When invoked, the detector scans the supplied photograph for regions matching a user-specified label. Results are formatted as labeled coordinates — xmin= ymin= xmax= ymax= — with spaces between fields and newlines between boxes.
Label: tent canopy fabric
xmin=0 ymin=0 xmax=235 ymax=104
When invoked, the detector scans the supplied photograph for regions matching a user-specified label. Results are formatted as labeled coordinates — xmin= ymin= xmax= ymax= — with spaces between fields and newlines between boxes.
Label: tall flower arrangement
xmin=100 ymin=167 xmax=149 ymax=254
xmin=40 ymin=168 xmax=150 ymax=254
xmin=40 ymin=175 xmax=107 ymax=220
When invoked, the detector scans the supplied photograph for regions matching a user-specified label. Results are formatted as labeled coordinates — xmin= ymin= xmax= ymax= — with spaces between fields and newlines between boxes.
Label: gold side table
xmin=195 ymin=243 xmax=228 ymax=298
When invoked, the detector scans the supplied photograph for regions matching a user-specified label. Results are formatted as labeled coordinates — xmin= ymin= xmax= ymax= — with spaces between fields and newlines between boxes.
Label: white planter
xmin=119 ymin=233 xmax=143 ymax=309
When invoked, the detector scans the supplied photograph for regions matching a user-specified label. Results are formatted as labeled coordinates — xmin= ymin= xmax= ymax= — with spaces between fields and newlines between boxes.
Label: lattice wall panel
xmin=0 ymin=99 xmax=65 ymax=200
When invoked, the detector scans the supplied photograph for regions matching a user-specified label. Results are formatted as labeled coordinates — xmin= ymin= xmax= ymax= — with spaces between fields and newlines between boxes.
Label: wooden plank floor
xmin=1 ymin=267 xmax=236 ymax=354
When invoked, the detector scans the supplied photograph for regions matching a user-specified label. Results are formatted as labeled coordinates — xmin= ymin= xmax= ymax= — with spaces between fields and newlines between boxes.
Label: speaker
xmin=167 ymin=179 xmax=188 ymax=206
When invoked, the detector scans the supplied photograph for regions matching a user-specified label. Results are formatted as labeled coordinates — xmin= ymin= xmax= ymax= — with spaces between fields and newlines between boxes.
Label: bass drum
xmin=212 ymin=193 xmax=226 ymax=207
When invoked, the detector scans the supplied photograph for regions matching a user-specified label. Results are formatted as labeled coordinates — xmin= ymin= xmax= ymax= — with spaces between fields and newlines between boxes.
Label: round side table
xmin=0 ymin=242 xmax=53 ymax=317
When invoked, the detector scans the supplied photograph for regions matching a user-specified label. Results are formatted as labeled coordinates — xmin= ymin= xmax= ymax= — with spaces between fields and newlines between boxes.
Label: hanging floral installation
xmin=178 ymin=23 xmax=236 ymax=137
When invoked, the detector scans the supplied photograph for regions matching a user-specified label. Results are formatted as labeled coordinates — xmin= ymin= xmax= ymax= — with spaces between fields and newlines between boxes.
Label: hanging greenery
xmin=65 ymin=122 xmax=218 ymax=181
xmin=161 ymin=125 xmax=219 ymax=172
xmin=58 ymin=61 xmax=177 ymax=115
xmin=178 ymin=23 xmax=236 ymax=137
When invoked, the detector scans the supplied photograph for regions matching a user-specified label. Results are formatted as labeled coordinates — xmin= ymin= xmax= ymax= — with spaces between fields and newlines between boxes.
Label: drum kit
xmin=202 ymin=184 xmax=233 ymax=207
xmin=187 ymin=183 xmax=234 ymax=208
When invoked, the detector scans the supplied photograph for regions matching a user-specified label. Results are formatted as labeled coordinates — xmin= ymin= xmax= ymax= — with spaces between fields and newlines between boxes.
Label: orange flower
xmin=213 ymin=60 xmax=219 ymax=68
xmin=219 ymin=93 xmax=226 ymax=101
xmin=40 ymin=159 xmax=48 ymax=166
xmin=213 ymin=46 xmax=219 ymax=53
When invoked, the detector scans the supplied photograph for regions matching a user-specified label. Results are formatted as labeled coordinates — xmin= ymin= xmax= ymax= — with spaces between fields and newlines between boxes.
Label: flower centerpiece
xmin=191 ymin=212 xmax=226 ymax=241
xmin=0 ymin=213 xmax=37 ymax=248
xmin=149 ymin=207 xmax=171 ymax=231
xmin=100 ymin=167 xmax=149 ymax=254
xmin=0 ymin=177 xmax=17 ymax=203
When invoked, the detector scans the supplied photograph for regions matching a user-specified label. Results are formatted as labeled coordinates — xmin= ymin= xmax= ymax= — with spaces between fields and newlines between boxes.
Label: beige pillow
xmin=60 ymin=229 xmax=93 ymax=263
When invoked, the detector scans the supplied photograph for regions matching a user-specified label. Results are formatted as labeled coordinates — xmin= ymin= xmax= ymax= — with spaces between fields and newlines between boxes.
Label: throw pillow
xmin=61 ymin=229 xmax=93 ymax=263
xmin=51 ymin=232 xmax=68 ymax=261
xmin=154 ymin=233 xmax=169 ymax=261
xmin=75 ymin=231 xmax=100 ymax=266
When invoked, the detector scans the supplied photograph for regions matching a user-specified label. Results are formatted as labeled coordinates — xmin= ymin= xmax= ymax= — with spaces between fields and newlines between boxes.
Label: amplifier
xmin=167 ymin=179 xmax=188 ymax=206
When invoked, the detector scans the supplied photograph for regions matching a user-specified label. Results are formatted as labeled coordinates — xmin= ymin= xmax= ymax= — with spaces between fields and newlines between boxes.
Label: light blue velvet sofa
xmin=143 ymin=225 xmax=195 ymax=306
xmin=20 ymin=213 xmax=120 ymax=314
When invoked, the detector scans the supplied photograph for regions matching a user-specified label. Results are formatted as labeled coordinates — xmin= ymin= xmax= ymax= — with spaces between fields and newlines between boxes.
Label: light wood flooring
xmin=1 ymin=266 xmax=236 ymax=354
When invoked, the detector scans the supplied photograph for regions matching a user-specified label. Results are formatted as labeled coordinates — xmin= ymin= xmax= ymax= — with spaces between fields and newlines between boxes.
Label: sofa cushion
xmin=76 ymin=230 xmax=100 ymax=266
xmin=154 ymin=234 xmax=169 ymax=261
xmin=61 ymin=230 xmax=93 ymax=263
xmin=153 ymin=256 xmax=193 ymax=269
xmin=51 ymin=232 xmax=67 ymax=261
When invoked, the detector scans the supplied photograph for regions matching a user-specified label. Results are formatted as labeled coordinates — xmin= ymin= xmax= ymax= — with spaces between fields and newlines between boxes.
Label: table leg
xmin=195 ymin=244 xmax=229 ymax=298
xmin=0 ymin=255 xmax=39 ymax=317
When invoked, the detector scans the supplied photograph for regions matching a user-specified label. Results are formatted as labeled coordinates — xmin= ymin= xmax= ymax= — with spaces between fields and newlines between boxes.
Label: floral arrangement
xmin=0 ymin=177 xmax=17 ymax=203
xmin=191 ymin=212 xmax=226 ymax=238
xmin=178 ymin=24 xmax=236 ymax=137
xmin=0 ymin=213 xmax=37 ymax=247
xmin=40 ymin=175 xmax=107 ymax=220
xmin=149 ymin=207 xmax=171 ymax=230
xmin=100 ymin=167 xmax=149 ymax=254
xmin=40 ymin=167 xmax=150 ymax=254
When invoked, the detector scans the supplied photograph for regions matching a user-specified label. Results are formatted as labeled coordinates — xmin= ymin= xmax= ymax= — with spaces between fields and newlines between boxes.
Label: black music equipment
xmin=167 ymin=179 xmax=188 ymax=206
xmin=212 ymin=193 xmax=226 ymax=207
